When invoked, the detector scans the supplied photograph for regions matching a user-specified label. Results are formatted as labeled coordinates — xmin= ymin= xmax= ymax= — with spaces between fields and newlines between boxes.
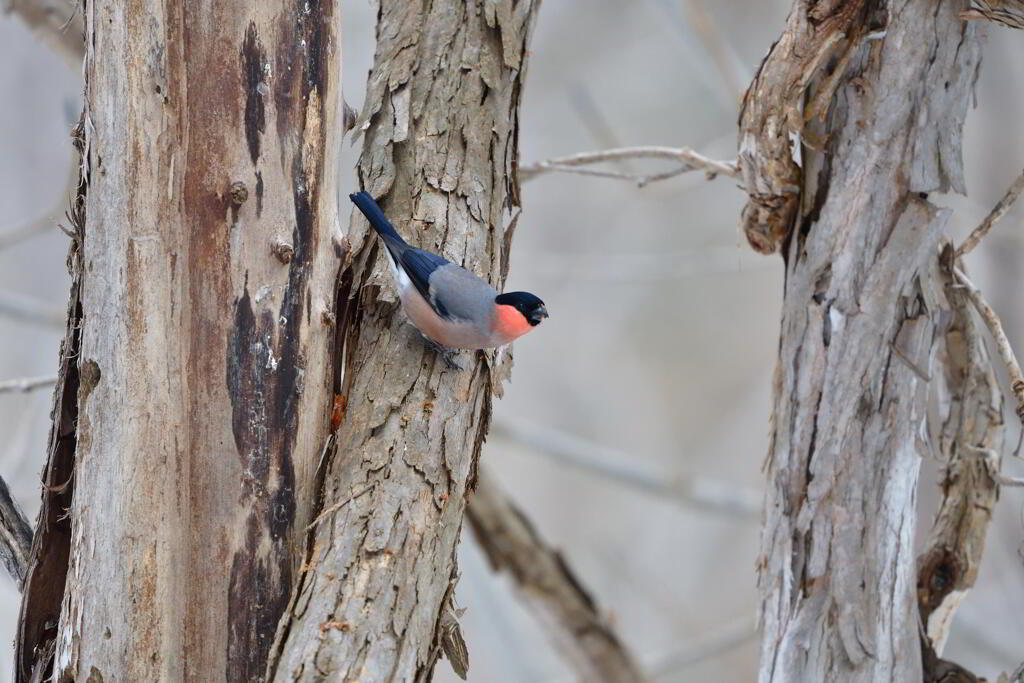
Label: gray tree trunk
xmin=740 ymin=1 xmax=985 ymax=681
xmin=16 ymin=1 xmax=343 ymax=680
xmin=267 ymin=2 xmax=541 ymax=680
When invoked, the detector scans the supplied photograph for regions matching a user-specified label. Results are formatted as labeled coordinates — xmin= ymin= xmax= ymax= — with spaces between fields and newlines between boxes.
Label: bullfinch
xmin=350 ymin=191 xmax=548 ymax=365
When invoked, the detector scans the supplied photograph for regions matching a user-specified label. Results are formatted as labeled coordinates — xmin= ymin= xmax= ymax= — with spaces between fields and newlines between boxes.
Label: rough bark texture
xmin=738 ymin=1 xmax=874 ymax=254
xmin=268 ymin=2 xmax=539 ymax=680
xmin=752 ymin=2 xmax=983 ymax=681
xmin=468 ymin=468 xmax=646 ymax=683
xmin=15 ymin=126 xmax=85 ymax=682
xmin=14 ymin=1 xmax=343 ymax=680
xmin=0 ymin=473 xmax=32 ymax=586
xmin=916 ymin=248 xmax=1003 ymax=658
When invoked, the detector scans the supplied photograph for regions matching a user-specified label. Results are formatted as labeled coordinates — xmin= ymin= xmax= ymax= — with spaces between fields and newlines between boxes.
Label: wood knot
xmin=229 ymin=181 xmax=249 ymax=206
xmin=271 ymin=238 xmax=294 ymax=263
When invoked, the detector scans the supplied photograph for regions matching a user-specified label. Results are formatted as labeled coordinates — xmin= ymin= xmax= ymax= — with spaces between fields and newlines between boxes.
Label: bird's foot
xmin=422 ymin=337 xmax=464 ymax=371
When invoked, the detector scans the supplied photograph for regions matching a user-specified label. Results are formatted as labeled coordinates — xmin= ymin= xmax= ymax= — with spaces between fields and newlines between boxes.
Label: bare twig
xmin=0 ymin=375 xmax=58 ymax=394
xmin=0 ymin=216 xmax=56 ymax=252
xmin=681 ymin=0 xmax=747 ymax=103
xmin=4 ymin=0 xmax=85 ymax=68
xmin=954 ymin=267 xmax=1024 ymax=422
xmin=519 ymin=146 xmax=740 ymax=187
xmin=956 ymin=167 xmax=1024 ymax=258
xmin=647 ymin=614 xmax=755 ymax=678
xmin=304 ymin=483 xmax=375 ymax=531
xmin=491 ymin=417 xmax=760 ymax=519
xmin=0 ymin=473 xmax=33 ymax=586
xmin=0 ymin=290 xmax=65 ymax=329
xmin=467 ymin=468 xmax=647 ymax=683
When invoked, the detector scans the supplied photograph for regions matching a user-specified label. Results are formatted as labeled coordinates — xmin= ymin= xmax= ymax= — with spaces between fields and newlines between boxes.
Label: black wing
xmin=400 ymin=248 xmax=453 ymax=319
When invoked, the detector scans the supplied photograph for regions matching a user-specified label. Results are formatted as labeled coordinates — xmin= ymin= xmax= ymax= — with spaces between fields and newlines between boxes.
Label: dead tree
xmin=15 ymin=0 xmax=343 ymax=680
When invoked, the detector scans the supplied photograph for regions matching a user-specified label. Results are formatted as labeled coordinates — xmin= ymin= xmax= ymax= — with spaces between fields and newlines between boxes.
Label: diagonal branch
xmin=955 ymin=167 xmax=1024 ymax=258
xmin=492 ymin=417 xmax=761 ymax=519
xmin=0 ymin=473 xmax=33 ymax=586
xmin=916 ymin=251 xmax=1004 ymax=657
xmin=954 ymin=267 xmax=1024 ymax=422
xmin=3 ymin=0 xmax=85 ymax=67
xmin=467 ymin=468 xmax=647 ymax=683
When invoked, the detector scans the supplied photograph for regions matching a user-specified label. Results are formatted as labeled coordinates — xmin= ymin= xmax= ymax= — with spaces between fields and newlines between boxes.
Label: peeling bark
xmin=916 ymin=247 xmax=1003 ymax=656
xmin=15 ymin=1 xmax=343 ymax=680
xmin=15 ymin=119 xmax=85 ymax=683
xmin=267 ymin=2 xmax=540 ymax=680
xmin=751 ymin=1 xmax=984 ymax=681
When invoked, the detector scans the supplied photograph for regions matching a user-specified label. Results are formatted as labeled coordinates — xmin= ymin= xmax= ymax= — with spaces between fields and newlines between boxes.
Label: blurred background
xmin=1 ymin=1 xmax=1022 ymax=681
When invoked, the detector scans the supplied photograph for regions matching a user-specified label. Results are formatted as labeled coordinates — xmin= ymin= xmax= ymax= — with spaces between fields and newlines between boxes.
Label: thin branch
xmin=491 ymin=417 xmax=761 ymax=519
xmin=0 ymin=290 xmax=66 ymax=329
xmin=0 ymin=375 xmax=58 ymax=394
xmin=956 ymin=167 xmax=1024 ymax=258
xmin=3 ymin=0 xmax=85 ymax=68
xmin=519 ymin=146 xmax=740 ymax=187
xmin=0 ymin=473 xmax=33 ymax=586
xmin=467 ymin=468 xmax=647 ymax=683
xmin=646 ymin=615 xmax=755 ymax=678
xmin=681 ymin=0 xmax=747 ymax=103
xmin=954 ymin=267 xmax=1024 ymax=422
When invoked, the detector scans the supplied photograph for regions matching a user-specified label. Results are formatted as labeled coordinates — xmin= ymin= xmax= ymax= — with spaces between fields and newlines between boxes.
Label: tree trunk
xmin=742 ymin=1 xmax=984 ymax=681
xmin=16 ymin=1 xmax=342 ymax=680
xmin=267 ymin=2 xmax=540 ymax=680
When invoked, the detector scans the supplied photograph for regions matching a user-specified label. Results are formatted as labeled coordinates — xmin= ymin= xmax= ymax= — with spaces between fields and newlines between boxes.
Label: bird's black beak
xmin=531 ymin=305 xmax=549 ymax=324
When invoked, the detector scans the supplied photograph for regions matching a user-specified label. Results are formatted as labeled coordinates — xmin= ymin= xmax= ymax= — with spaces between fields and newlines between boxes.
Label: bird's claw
xmin=422 ymin=337 xmax=464 ymax=371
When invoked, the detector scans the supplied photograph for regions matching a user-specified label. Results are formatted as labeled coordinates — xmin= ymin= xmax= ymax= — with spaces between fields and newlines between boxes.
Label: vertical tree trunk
xmin=742 ymin=1 xmax=983 ymax=681
xmin=268 ymin=2 xmax=540 ymax=680
xmin=16 ymin=1 xmax=342 ymax=680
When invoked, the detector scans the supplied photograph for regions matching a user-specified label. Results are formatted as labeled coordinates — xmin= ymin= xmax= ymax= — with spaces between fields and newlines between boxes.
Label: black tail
xmin=350 ymin=192 xmax=406 ymax=254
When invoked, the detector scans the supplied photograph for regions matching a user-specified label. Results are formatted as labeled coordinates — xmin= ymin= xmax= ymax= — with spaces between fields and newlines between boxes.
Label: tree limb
xmin=492 ymin=417 xmax=760 ymax=519
xmin=519 ymin=146 xmax=739 ymax=187
xmin=467 ymin=467 xmax=646 ymax=683
xmin=0 ymin=375 xmax=58 ymax=394
xmin=916 ymin=249 xmax=1004 ymax=657
xmin=955 ymin=167 xmax=1024 ymax=258
xmin=0 ymin=474 xmax=32 ymax=586
xmin=3 ymin=0 xmax=84 ymax=67
xmin=954 ymin=267 xmax=1024 ymax=422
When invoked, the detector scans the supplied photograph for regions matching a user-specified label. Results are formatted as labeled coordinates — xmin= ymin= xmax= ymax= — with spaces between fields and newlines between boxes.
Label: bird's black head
xmin=495 ymin=291 xmax=548 ymax=326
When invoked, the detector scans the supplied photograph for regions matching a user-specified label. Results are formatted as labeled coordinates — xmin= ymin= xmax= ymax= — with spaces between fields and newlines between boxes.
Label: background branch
xmin=492 ymin=417 xmax=760 ymax=519
xmin=954 ymin=267 xmax=1024 ymax=422
xmin=956 ymin=167 xmax=1024 ymax=258
xmin=0 ymin=375 xmax=57 ymax=394
xmin=519 ymin=146 xmax=739 ymax=186
xmin=467 ymin=467 xmax=647 ymax=683
xmin=0 ymin=474 xmax=32 ymax=586
xmin=3 ymin=0 xmax=84 ymax=67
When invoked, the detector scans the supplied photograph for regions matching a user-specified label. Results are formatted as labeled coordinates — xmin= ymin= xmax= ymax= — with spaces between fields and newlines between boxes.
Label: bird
xmin=350 ymin=191 xmax=548 ymax=366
